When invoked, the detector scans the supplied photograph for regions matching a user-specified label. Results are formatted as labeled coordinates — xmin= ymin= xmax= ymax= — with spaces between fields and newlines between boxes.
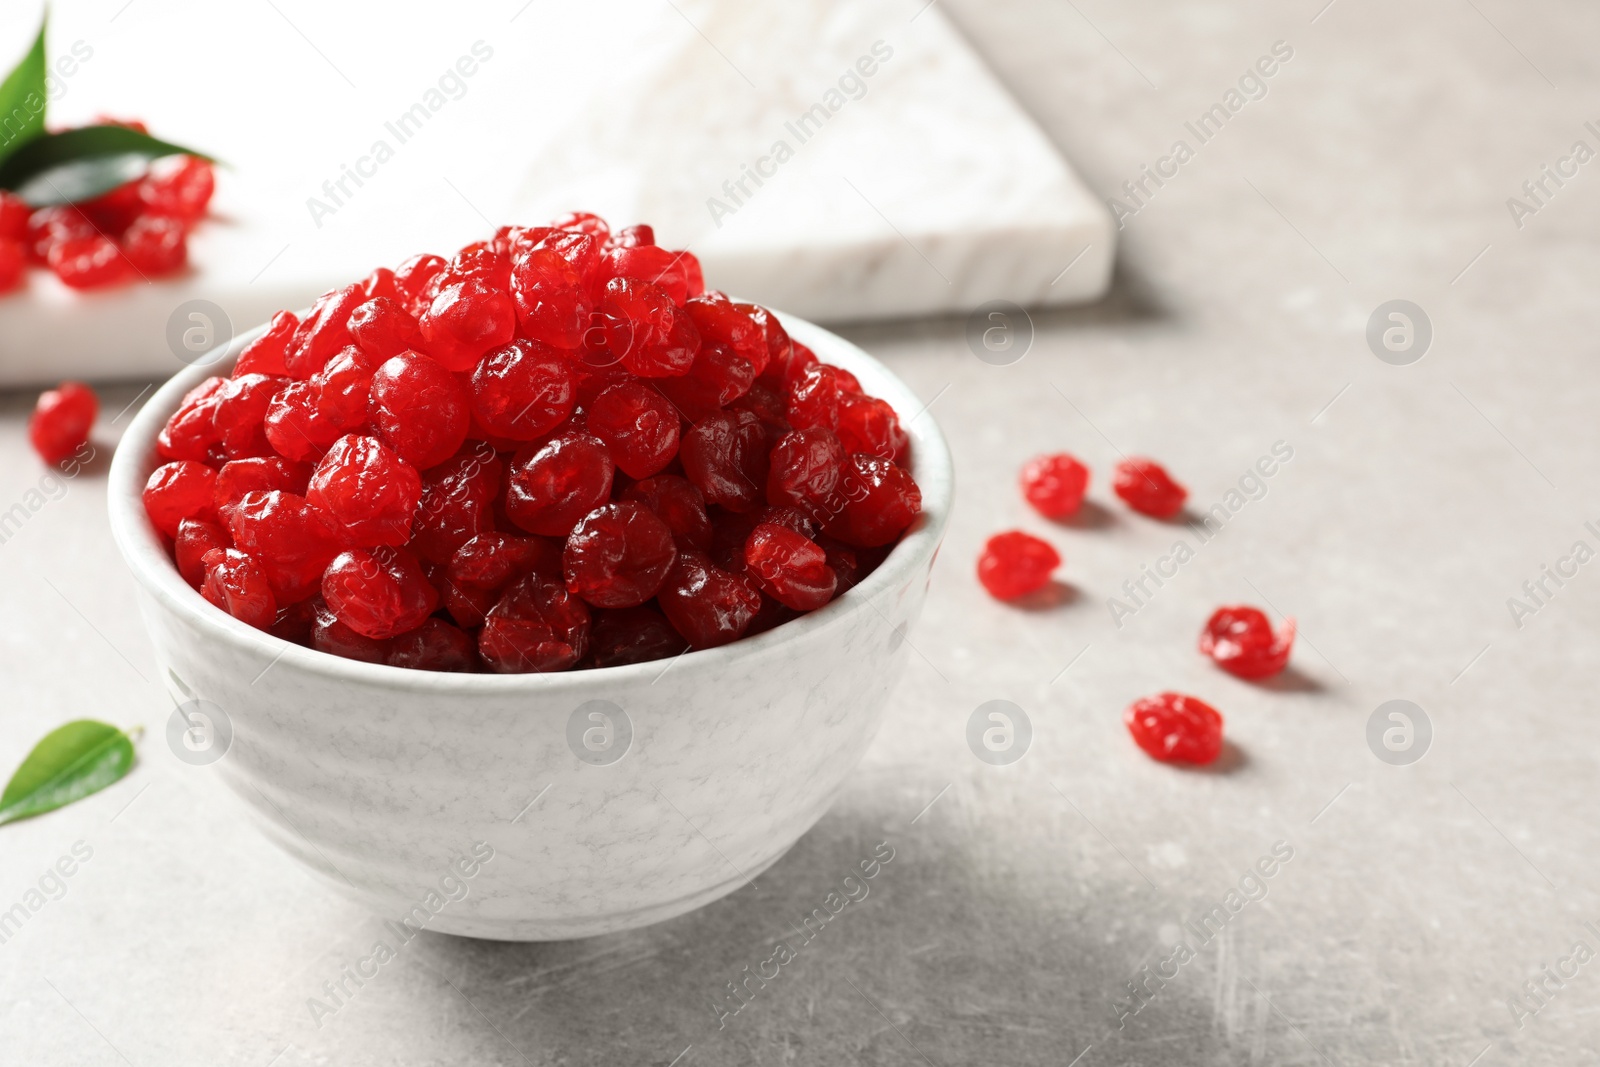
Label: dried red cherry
xmin=1199 ymin=606 xmax=1295 ymax=680
xmin=420 ymin=277 xmax=516 ymax=371
xmin=623 ymin=474 xmax=713 ymax=551
xmin=368 ymin=350 xmax=471 ymax=469
xmin=479 ymin=572 xmax=590 ymax=672
xmin=307 ymin=435 xmax=422 ymax=547
xmin=657 ymin=550 xmax=762 ymax=649
xmin=826 ymin=454 xmax=920 ymax=547
xmin=1113 ymin=457 xmax=1187 ymax=519
xmin=200 ymin=548 xmax=277 ymax=629
xmin=1125 ymin=692 xmax=1224 ymax=764
xmin=175 ymin=518 xmax=231 ymax=588
xmin=744 ymin=523 xmax=836 ymax=611
xmin=468 ymin=339 xmax=575 ymax=441
xmin=505 ymin=431 xmax=614 ymax=537
xmin=977 ymin=531 xmax=1060 ymax=600
xmin=144 ymin=460 xmax=217 ymax=535
xmin=563 ymin=501 xmax=678 ymax=608
xmin=681 ymin=409 xmax=769 ymax=513
xmin=322 ymin=546 xmax=438 ymax=639
xmin=1021 ymin=454 xmax=1089 ymax=518
xmin=29 ymin=381 xmax=97 ymax=465
xmin=586 ymin=381 xmax=679 ymax=478
xmin=221 ymin=490 xmax=340 ymax=604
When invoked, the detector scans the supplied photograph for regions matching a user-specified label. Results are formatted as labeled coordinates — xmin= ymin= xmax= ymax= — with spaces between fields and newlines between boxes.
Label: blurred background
xmin=4 ymin=1 xmax=1600 ymax=1065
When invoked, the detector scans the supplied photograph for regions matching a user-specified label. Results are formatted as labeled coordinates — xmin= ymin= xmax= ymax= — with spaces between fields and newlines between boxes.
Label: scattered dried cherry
xmin=1125 ymin=692 xmax=1224 ymax=764
xmin=29 ymin=381 xmax=97 ymax=465
xmin=977 ymin=531 xmax=1059 ymax=601
xmin=1113 ymin=457 xmax=1187 ymax=519
xmin=1021 ymin=453 xmax=1089 ymax=518
xmin=1199 ymin=605 xmax=1295 ymax=680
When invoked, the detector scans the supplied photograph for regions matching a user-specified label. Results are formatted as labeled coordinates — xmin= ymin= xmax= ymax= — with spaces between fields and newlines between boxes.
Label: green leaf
xmin=0 ymin=125 xmax=217 ymax=207
xmin=0 ymin=15 xmax=49 ymax=167
xmin=0 ymin=720 xmax=138 ymax=827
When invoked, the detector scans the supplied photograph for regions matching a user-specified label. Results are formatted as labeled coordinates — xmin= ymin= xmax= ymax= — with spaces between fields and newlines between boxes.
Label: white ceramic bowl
xmin=108 ymin=313 xmax=952 ymax=940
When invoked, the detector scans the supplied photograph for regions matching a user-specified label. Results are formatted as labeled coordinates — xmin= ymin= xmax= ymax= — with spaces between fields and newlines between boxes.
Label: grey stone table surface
xmin=3 ymin=1 xmax=1599 ymax=1064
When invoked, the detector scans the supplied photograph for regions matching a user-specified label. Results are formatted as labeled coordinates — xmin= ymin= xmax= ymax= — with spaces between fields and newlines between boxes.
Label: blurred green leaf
xmin=0 ymin=15 xmax=49 ymax=166
xmin=0 ymin=124 xmax=215 ymax=206
xmin=0 ymin=720 xmax=138 ymax=826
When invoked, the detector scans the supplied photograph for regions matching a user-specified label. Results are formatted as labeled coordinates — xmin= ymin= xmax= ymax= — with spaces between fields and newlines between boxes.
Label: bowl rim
xmin=107 ymin=307 xmax=953 ymax=695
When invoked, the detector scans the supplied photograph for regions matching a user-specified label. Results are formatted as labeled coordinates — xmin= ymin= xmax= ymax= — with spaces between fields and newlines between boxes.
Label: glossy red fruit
xmin=766 ymin=427 xmax=843 ymax=522
xmin=362 ymin=266 xmax=399 ymax=302
xmin=348 ymin=297 xmax=422 ymax=363
xmin=139 ymin=156 xmax=214 ymax=221
xmin=199 ymin=548 xmax=277 ymax=629
xmin=420 ymin=278 xmax=516 ymax=371
xmin=286 ymin=284 xmax=364 ymax=378
xmin=827 ymin=454 xmax=921 ymax=547
xmin=564 ymin=501 xmax=678 ymax=609
xmin=623 ymin=474 xmax=713 ymax=551
xmin=1125 ymin=692 xmax=1224 ymax=764
xmin=157 ymin=377 xmax=227 ymax=460
xmin=49 ymin=234 xmax=130 ymax=289
xmin=657 ymin=550 xmax=762 ymax=649
xmin=590 ymin=606 xmax=687 ymax=667
xmin=479 ymin=572 xmax=590 ymax=673
xmin=448 ymin=531 xmax=559 ymax=592
xmin=1113 ymin=457 xmax=1187 ymax=519
xmin=308 ymin=347 xmax=375 ymax=432
xmin=447 ymin=240 xmax=511 ymax=291
xmin=394 ymin=253 xmax=448 ymax=314
xmin=600 ymin=276 xmax=699 ymax=377
xmin=1199 ymin=605 xmax=1295 ymax=680
xmin=120 ymin=215 xmax=187 ymax=276
xmin=586 ymin=381 xmax=678 ymax=478
xmin=758 ymin=338 xmax=818 ymax=393
xmin=368 ymin=350 xmax=470 ymax=469
xmin=511 ymin=247 xmax=591 ymax=349
xmin=143 ymin=461 xmax=217 ymax=535
xmin=175 ymin=518 xmax=230 ymax=587
xmin=681 ymin=409 xmax=769 ymax=513
xmin=213 ymin=456 xmax=310 ymax=513
xmin=307 ymin=435 xmax=422 ymax=547
xmin=836 ymin=395 xmax=906 ymax=463
xmin=602 ymin=244 xmax=691 ymax=304
xmin=234 ymin=311 xmax=298 ymax=378
xmin=977 ymin=531 xmax=1060 ymax=600
xmin=410 ymin=441 xmax=502 ymax=564
xmin=221 ymin=490 xmax=340 ymax=604
xmin=684 ymin=292 xmax=766 ymax=374
xmin=657 ymin=341 xmax=757 ymax=421
xmin=322 ymin=546 xmax=438 ymax=639
xmin=787 ymin=364 xmax=841 ymax=431
xmin=744 ymin=523 xmax=836 ymax=611
xmin=212 ymin=373 xmax=288 ymax=458
xmin=1021 ymin=454 xmax=1089 ymax=519
xmin=263 ymin=380 xmax=343 ymax=462
xmin=505 ymin=431 xmax=614 ymax=537
xmin=387 ymin=617 xmax=479 ymax=672
xmin=29 ymin=381 xmax=98 ymax=465
xmin=468 ymin=339 xmax=575 ymax=441
xmin=311 ymin=597 xmax=392 ymax=663
xmin=0 ymin=237 xmax=24 ymax=293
